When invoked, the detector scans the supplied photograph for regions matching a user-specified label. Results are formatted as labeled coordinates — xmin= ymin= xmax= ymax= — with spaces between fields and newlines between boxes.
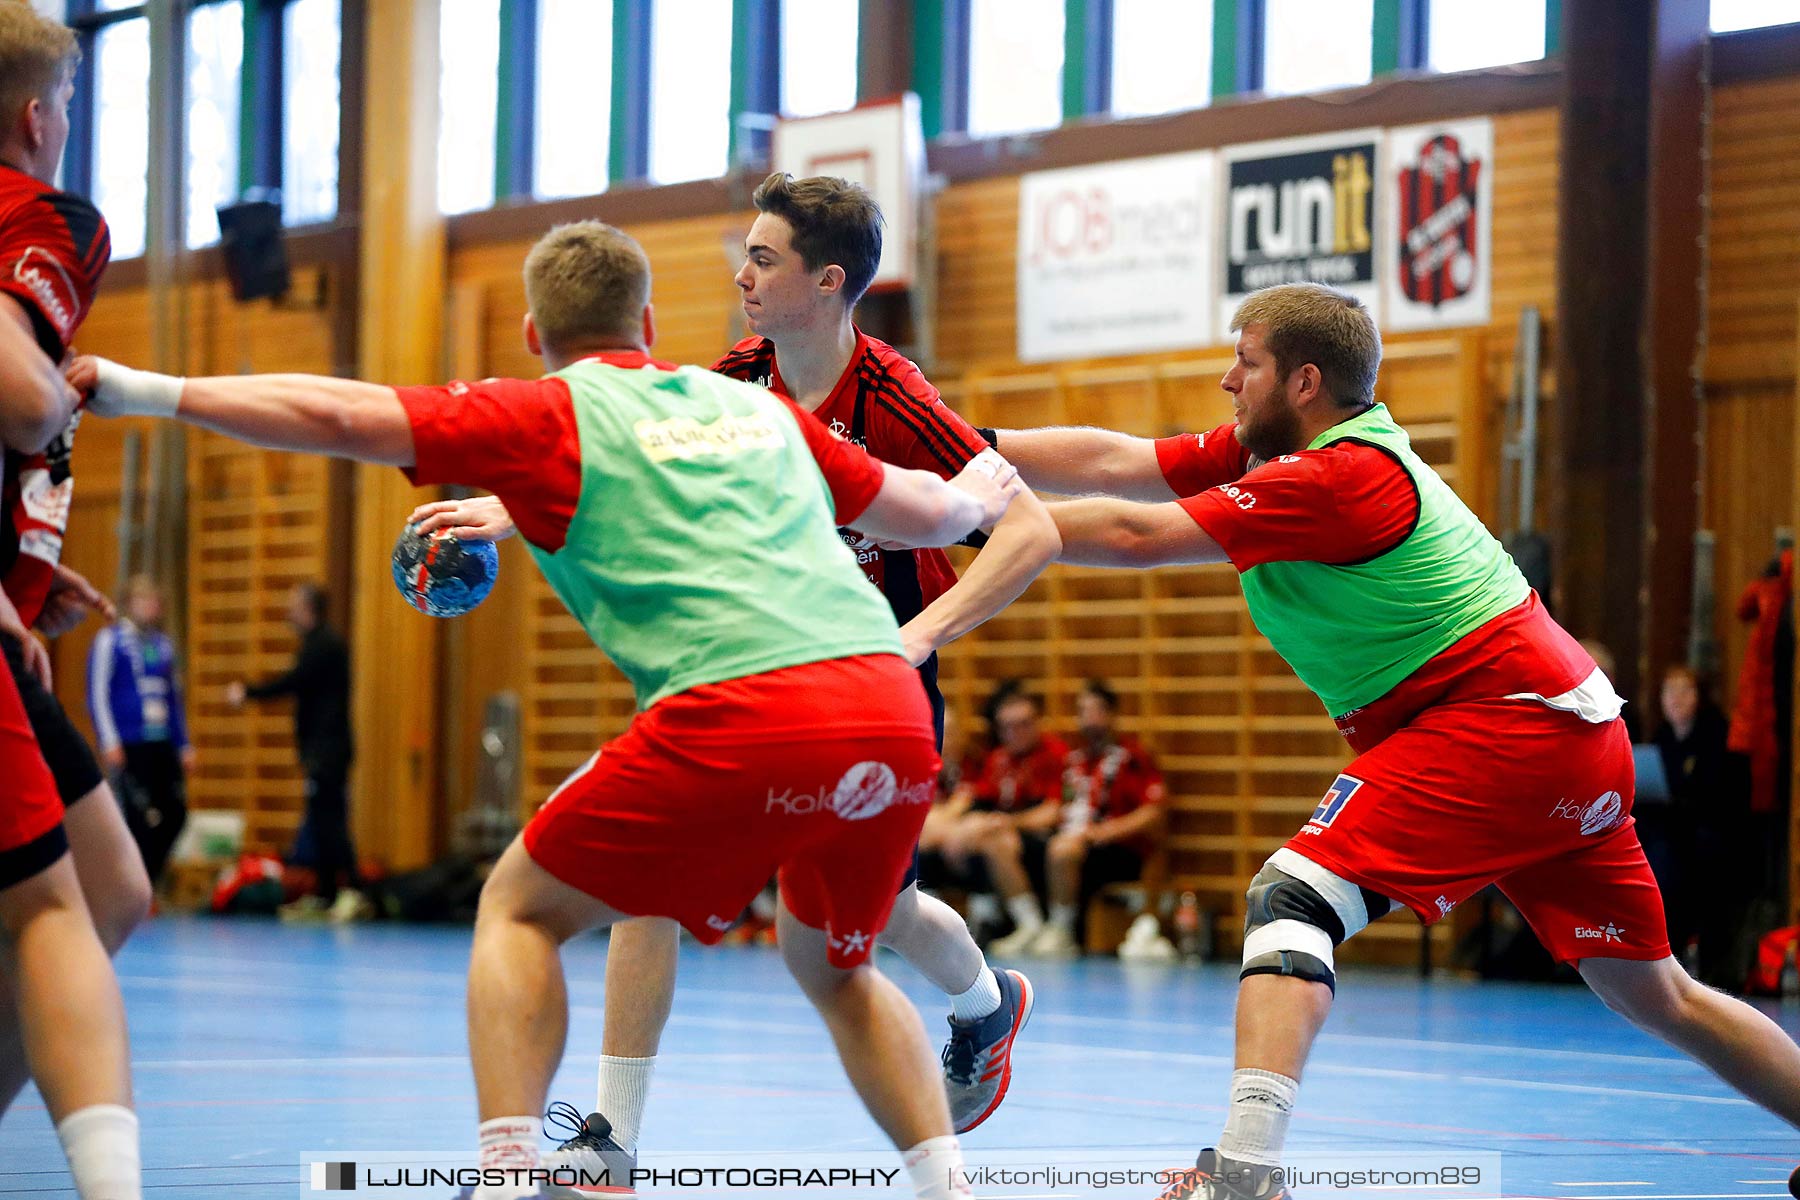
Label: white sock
xmin=1005 ymin=894 xmax=1043 ymax=932
xmin=1218 ymin=1068 xmax=1298 ymax=1167
xmin=475 ymin=1115 xmax=540 ymax=1200
xmin=595 ymin=1054 xmax=655 ymax=1150
xmin=949 ymin=965 xmax=1003 ymax=1022
xmin=1048 ymin=902 xmax=1079 ymax=933
xmin=56 ymin=1104 xmax=140 ymax=1200
xmin=967 ymin=892 xmax=1002 ymax=926
xmin=903 ymin=1135 xmax=971 ymax=1200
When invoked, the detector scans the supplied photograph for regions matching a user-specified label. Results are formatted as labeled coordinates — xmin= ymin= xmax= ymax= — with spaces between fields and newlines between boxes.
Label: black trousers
xmin=119 ymin=741 xmax=187 ymax=883
xmin=292 ymin=762 xmax=358 ymax=902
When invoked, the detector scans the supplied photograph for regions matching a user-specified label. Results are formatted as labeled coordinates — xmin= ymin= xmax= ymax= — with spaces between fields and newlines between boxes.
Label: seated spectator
xmin=918 ymin=688 xmax=1066 ymax=946
xmin=1026 ymin=680 xmax=1165 ymax=958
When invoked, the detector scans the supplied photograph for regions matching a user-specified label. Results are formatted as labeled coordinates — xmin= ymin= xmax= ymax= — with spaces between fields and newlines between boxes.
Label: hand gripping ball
xmin=391 ymin=521 xmax=499 ymax=617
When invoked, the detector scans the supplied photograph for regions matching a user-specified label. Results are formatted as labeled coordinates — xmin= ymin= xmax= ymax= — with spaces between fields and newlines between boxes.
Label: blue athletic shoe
xmin=942 ymin=966 xmax=1034 ymax=1132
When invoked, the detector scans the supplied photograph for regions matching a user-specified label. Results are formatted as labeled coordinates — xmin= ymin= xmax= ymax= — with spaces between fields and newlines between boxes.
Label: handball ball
xmin=390 ymin=522 xmax=499 ymax=617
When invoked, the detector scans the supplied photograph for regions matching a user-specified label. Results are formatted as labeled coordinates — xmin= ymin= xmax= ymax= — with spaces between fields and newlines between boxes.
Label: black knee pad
xmin=1238 ymin=854 xmax=1393 ymax=994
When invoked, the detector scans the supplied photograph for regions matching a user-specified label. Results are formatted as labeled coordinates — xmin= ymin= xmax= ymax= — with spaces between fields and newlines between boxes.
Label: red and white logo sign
xmin=1383 ymin=119 xmax=1493 ymax=332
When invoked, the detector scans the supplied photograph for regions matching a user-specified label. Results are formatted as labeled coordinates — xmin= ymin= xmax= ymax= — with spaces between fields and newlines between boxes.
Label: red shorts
xmin=0 ymin=662 xmax=66 ymax=890
xmin=523 ymin=655 xmax=939 ymax=968
xmin=1286 ymin=699 xmax=1669 ymax=966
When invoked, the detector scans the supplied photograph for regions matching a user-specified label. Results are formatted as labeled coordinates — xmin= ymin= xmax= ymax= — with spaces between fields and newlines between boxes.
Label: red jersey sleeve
xmin=861 ymin=356 xmax=989 ymax=479
xmin=1177 ymin=441 xmax=1419 ymax=572
xmin=0 ymin=181 xmax=110 ymax=360
xmin=394 ymin=377 xmax=583 ymax=552
xmin=1155 ymin=421 xmax=1254 ymax=497
xmin=779 ymin=397 xmax=885 ymax=525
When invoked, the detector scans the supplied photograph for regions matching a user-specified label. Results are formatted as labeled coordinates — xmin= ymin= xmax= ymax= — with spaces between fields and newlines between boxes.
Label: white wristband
xmin=967 ymin=447 xmax=1007 ymax=479
xmin=89 ymin=358 xmax=184 ymax=419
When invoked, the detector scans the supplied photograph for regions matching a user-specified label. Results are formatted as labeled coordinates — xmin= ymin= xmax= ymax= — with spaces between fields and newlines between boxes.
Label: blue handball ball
xmin=390 ymin=521 xmax=499 ymax=617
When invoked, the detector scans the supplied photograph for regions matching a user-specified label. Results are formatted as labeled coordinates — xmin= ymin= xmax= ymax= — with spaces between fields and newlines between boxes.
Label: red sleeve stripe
xmin=863 ymin=372 xmax=970 ymax=474
xmin=711 ymin=348 xmax=765 ymax=377
xmin=860 ymin=348 xmax=978 ymax=469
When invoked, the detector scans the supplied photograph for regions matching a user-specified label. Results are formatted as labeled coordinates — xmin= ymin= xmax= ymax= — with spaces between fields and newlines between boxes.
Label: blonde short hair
xmin=0 ymin=2 xmax=78 ymax=130
xmin=522 ymin=221 xmax=651 ymax=352
xmin=1229 ymin=283 xmax=1382 ymax=408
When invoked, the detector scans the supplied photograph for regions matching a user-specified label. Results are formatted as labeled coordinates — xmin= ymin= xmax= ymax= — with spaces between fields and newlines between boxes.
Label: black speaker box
xmin=215 ymin=198 xmax=291 ymax=302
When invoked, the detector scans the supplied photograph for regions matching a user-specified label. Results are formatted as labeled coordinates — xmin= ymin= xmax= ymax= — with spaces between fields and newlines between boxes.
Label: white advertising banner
xmin=1218 ymin=128 xmax=1383 ymax=338
xmin=1016 ymin=151 xmax=1215 ymax=363
xmin=1382 ymin=118 xmax=1495 ymax=331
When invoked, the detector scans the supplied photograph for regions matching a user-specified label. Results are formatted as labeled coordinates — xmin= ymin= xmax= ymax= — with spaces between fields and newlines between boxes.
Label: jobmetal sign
xmin=1016 ymin=150 xmax=1216 ymax=363
xmin=1218 ymin=128 xmax=1383 ymax=339
xmin=1383 ymin=118 xmax=1493 ymax=331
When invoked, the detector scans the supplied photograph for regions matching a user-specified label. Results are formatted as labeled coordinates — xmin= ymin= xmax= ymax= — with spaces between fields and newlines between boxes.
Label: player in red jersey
xmin=417 ymin=175 xmax=1058 ymax=1152
xmin=988 ymin=282 xmax=1800 ymax=1198
xmin=0 ymin=5 xmax=143 ymax=1196
xmin=75 ymin=218 xmax=1024 ymax=1200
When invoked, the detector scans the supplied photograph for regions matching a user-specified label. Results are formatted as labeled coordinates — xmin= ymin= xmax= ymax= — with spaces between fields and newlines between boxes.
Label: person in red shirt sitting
xmin=923 ymin=688 xmax=1067 ymax=955
xmin=1025 ymin=680 xmax=1165 ymax=958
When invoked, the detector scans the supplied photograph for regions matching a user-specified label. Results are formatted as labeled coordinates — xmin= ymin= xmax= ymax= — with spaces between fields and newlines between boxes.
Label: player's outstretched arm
xmin=0 ymin=295 xmax=80 ymax=454
xmin=71 ymin=356 xmax=416 ymax=467
xmin=896 ymin=486 xmax=1060 ymax=666
xmin=992 ymin=426 xmax=1175 ymax=501
xmin=1050 ymin=498 xmax=1228 ymax=569
xmin=855 ymin=450 xmax=1025 ymax=549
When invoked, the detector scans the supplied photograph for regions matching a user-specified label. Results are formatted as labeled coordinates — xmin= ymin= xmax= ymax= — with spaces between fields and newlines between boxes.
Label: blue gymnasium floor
xmin=2 ymin=917 xmax=1798 ymax=1199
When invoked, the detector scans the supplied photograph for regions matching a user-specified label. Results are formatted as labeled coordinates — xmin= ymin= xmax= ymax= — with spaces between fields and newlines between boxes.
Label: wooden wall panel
xmin=67 ymin=269 xmax=343 ymax=854
xmin=1704 ymin=78 xmax=1800 ymax=706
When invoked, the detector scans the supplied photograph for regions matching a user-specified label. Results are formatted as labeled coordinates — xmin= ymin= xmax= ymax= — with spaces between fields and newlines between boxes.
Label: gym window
xmin=184 ymin=0 xmax=242 ymax=248
xmin=648 ymin=0 xmax=733 ymax=184
xmin=533 ymin=0 xmax=613 ymax=201
xmin=780 ymin=0 xmax=858 ymax=119
xmin=280 ymin=0 xmax=341 ymax=227
xmin=437 ymin=0 xmax=501 ymax=215
xmin=1261 ymin=0 xmax=1373 ymax=97
xmin=1426 ymin=0 xmax=1547 ymax=73
xmin=967 ymin=0 xmax=1065 ymax=137
xmin=84 ymin=8 xmax=150 ymax=258
xmin=1110 ymin=0 xmax=1212 ymax=118
xmin=1711 ymin=0 xmax=1800 ymax=32
xmin=61 ymin=0 xmax=343 ymax=260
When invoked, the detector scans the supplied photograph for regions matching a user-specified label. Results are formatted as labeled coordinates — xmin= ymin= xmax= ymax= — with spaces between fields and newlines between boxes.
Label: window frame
xmin=63 ymin=0 xmax=348 ymax=255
